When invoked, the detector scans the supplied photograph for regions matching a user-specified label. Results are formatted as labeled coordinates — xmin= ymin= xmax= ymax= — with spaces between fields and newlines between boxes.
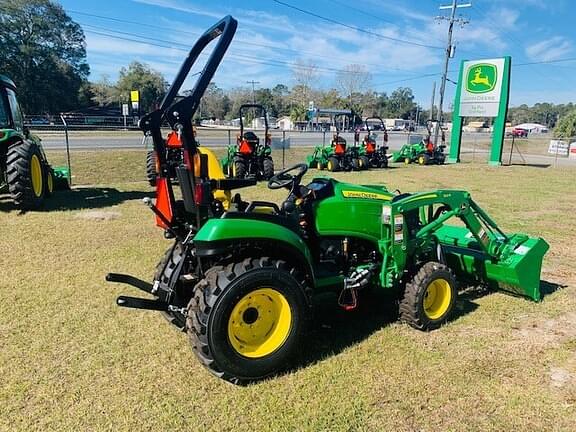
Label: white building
xmin=515 ymin=123 xmax=549 ymax=134
xmin=277 ymin=116 xmax=293 ymax=130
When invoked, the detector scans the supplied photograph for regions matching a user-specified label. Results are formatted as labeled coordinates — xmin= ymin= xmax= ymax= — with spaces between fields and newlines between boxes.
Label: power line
xmin=83 ymin=27 xmax=399 ymax=79
xmin=324 ymin=0 xmax=447 ymax=45
xmin=272 ymin=0 xmax=444 ymax=50
xmin=246 ymin=80 xmax=260 ymax=103
xmin=70 ymin=9 xmax=421 ymax=76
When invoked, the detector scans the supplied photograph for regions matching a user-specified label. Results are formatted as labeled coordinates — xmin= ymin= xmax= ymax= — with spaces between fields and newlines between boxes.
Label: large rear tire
xmin=6 ymin=140 xmax=45 ymax=210
xmin=262 ymin=157 xmax=274 ymax=180
xmin=146 ymin=151 xmax=157 ymax=186
xmin=187 ymin=257 xmax=310 ymax=384
xmin=399 ymin=262 xmax=457 ymax=331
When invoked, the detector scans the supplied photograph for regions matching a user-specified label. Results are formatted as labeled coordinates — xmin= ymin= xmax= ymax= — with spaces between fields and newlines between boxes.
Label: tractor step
xmin=116 ymin=295 xmax=168 ymax=311
xmin=106 ymin=273 xmax=154 ymax=294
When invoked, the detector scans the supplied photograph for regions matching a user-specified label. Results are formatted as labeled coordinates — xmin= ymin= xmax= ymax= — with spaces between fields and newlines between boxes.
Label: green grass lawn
xmin=1 ymin=149 xmax=575 ymax=431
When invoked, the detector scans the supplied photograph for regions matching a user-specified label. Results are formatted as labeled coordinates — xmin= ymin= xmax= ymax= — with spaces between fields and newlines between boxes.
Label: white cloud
xmin=133 ymin=0 xmax=222 ymax=19
xmin=525 ymin=36 xmax=573 ymax=61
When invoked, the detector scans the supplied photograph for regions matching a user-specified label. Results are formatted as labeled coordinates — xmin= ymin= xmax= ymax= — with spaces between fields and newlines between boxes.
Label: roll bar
xmin=238 ymin=104 xmax=269 ymax=138
xmin=364 ymin=116 xmax=386 ymax=133
xmin=140 ymin=15 xmax=238 ymax=161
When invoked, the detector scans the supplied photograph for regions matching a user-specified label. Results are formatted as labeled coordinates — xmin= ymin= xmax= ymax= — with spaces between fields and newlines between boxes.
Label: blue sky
xmin=59 ymin=0 xmax=575 ymax=108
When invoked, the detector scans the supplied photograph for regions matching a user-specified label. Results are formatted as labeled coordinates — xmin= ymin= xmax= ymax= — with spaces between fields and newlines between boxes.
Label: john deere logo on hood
xmin=466 ymin=63 xmax=497 ymax=93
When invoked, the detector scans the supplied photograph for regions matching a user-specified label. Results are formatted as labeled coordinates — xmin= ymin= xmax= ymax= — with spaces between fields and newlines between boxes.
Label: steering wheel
xmin=268 ymin=163 xmax=308 ymax=191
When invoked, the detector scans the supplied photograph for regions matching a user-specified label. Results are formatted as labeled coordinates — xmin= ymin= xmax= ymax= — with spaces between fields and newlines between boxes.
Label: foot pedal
xmin=116 ymin=296 xmax=168 ymax=311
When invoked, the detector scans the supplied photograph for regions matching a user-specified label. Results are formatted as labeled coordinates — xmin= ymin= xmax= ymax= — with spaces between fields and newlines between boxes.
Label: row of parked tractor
xmin=144 ymin=107 xmax=448 ymax=187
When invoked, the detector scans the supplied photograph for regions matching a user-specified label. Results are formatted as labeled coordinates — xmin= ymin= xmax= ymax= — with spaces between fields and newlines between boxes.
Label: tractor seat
xmin=332 ymin=135 xmax=346 ymax=145
xmin=242 ymin=131 xmax=259 ymax=144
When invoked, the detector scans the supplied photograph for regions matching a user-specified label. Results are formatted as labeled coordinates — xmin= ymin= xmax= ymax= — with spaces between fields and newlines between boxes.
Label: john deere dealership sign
xmin=449 ymin=56 xmax=511 ymax=165
xmin=459 ymin=58 xmax=505 ymax=117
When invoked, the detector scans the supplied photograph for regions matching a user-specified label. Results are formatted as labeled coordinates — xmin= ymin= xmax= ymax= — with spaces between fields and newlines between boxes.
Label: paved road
xmin=37 ymin=131 xmax=444 ymax=151
xmin=36 ymin=130 xmax=575 ymax=167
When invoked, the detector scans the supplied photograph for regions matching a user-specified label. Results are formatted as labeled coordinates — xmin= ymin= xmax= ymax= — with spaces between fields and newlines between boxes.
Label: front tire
xmin=187 ymin=257 xmax=310 ymax=384
xmin=418 ymin=154 xmax=429 ymax=165
xmin=399 ymin=262 xmax=457 ymax=331
xmin=327 ymin=157 xmax=339 ymax=172
xmin=44 ymin=165 xmax=55 ymax=197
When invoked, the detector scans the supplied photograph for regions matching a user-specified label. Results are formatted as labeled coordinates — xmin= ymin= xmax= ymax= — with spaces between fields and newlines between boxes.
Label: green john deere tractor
xmin=0 ymin=75 xmax=68 ymax=210
xmin=221 ymin=104 xmax=274 ymax=180
xmin=107 ymin=16 xmax=550 ymax=385
xmin=392 ymin=121 xmax=446 ymax=165
xmin=306 ymin=114 xmax=362 ymax=172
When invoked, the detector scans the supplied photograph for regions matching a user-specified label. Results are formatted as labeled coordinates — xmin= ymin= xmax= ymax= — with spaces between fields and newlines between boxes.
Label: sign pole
xmin=488 ymin=56 xmax=511 ymax=166
xmin=448 ymin=60 xmax=465 ymax=163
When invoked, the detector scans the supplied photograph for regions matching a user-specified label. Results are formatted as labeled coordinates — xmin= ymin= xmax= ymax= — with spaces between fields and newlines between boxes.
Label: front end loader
xmin=0 ymin=75 xmax=68 ymax=210
xmin=107 ymin=16 xmax=550 ymax=385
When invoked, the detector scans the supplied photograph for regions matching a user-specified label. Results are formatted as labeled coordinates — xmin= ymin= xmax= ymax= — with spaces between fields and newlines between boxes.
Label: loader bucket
xmin=485 ymin=235 xmax=550 ymax=301
xmin=436 ymin=227 xmax=549 ymax=301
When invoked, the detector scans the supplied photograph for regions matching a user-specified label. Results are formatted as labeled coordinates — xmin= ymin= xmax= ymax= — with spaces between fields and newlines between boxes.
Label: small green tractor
xmin=392 ymin=122 xmax=446 ymax=165
xmin=359 ymin=117 xmax=389 ymax=168
xmin=221 ymin=104 xmax=274 ymax=180
xmin=108 ymin=16 xmax=550 ymax=385
xmin=307 ymin=114 xmax=363 ymax=172
xmin=0 ymin=75 xmax=68 ymax=210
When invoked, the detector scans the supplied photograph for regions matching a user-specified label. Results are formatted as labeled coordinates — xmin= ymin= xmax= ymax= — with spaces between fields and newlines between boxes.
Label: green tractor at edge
xmin=0 ymin=75 xmax=68 ymax=210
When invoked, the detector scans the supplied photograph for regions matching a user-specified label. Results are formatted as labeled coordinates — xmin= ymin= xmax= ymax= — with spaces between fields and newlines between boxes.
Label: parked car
xmin=512 ymin=127 xmax=528 ymax=138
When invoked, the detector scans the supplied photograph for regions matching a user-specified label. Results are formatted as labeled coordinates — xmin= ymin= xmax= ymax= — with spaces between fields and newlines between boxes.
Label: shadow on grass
xmin=504 ymin=163 xmax=551 ymax=168
xmin=540 ymin=280 xmax=566 ymax=298
xmin=293 ymin=285 xmax=486 ymax=371
xmin=0 ymin=187 xmax=154 ymax=213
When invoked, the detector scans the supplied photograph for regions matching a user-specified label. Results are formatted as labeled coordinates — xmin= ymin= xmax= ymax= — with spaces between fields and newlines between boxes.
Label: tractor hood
xmin=330 ymin=178 xmax=392 ymax=201
xmin=313 ymin=179 xmax=392 ymax=241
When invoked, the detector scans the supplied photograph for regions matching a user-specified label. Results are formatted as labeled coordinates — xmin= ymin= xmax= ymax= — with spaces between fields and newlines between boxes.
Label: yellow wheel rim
xmin=327 ymin=161 xmax=333 ymax=171
xmin=419 ymin=156 xmax=425 ymax=165
xmin=30 ymin=155 xmax=43 ymax=198
xmin=47 ymin=170 xmax=54 ymax=194
xmin=423 ymin=278 xmax=452 ymax=320
xmin=404 ymin=157 xmax=410 ymax=165
xmin=228 ymin=288 xmax=292 ymax=358
xmin=358 ymin=158 xmax=363 ymax=168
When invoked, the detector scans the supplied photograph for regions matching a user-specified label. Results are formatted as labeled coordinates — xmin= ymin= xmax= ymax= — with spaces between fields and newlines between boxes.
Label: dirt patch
xmin=513 ymin=312 xmax=576 ymax=347
xmin=75 ymin=210 xmax=121 ymax=221
xmin=549 ymin=366 xmax=575 ymax=388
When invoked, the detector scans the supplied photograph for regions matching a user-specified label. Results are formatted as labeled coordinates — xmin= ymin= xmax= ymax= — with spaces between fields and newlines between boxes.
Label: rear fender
xmin=194 ymin=218 xmax=314 ymax=283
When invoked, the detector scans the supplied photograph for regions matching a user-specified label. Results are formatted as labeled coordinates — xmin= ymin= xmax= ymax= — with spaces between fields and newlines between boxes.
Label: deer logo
xmin=471 ymin=67 xmax=491 ymax=86
xmin=466 ymin=63 xmax=497 ymax=93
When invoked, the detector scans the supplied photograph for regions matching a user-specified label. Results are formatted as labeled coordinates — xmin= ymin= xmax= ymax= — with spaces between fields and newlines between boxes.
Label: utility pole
xmin=246 ymin=80 xmax=260 ymax=104
xmin=429 ymin=81 xmax=436 ymax=123
xmin=434 ymin=0 xmax=470 ymax=146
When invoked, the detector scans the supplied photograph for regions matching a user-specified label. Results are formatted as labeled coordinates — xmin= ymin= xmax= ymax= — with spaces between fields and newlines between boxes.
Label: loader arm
xmin=392 ymin=190 xmax=549 ymax=300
